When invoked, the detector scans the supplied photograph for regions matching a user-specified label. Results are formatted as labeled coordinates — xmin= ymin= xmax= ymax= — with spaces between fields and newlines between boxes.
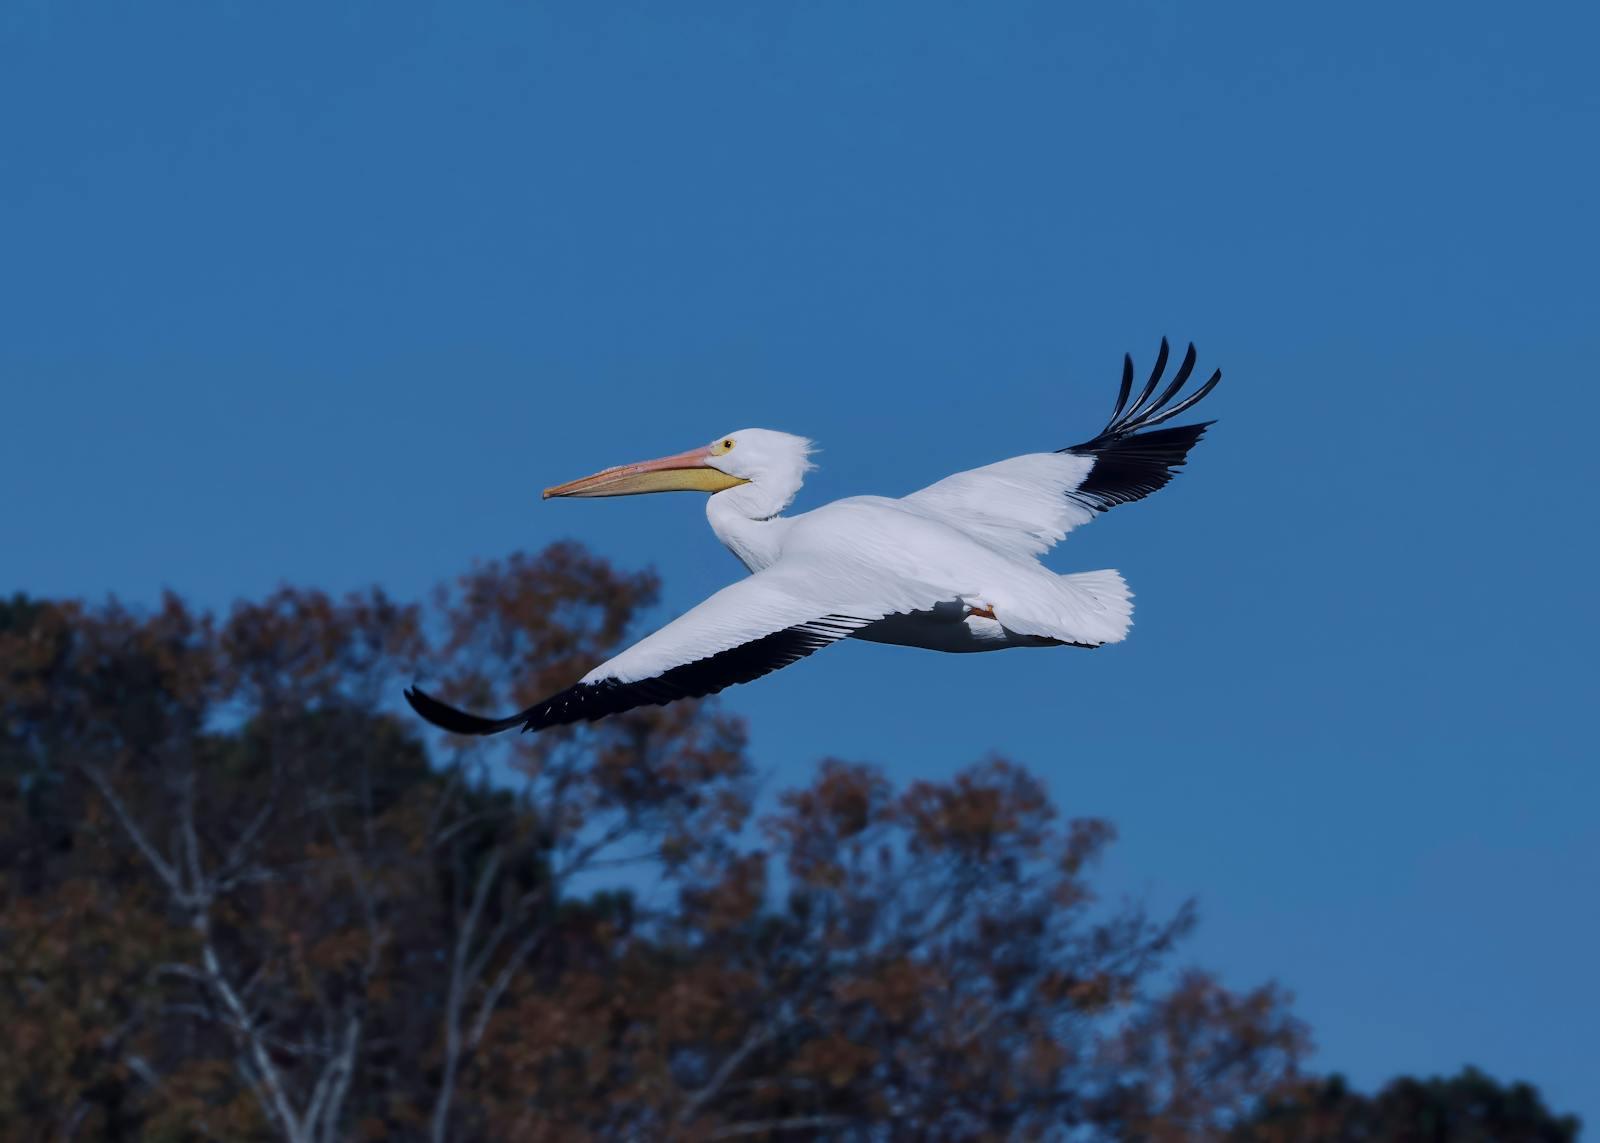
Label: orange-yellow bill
xmin=543 ymin=445 xmax=748 ymax=499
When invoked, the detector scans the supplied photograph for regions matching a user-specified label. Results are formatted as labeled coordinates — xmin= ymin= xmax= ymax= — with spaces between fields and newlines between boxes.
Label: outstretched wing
xmin=406 ymin=563 xmax=914 ymax=735
xmin=903 ymin=338 xmax=1220 ymax=560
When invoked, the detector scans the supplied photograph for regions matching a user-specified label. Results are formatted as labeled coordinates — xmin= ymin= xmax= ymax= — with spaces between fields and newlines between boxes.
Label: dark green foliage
xmin=1238 ymin=1067 xmax=1580 ymax=1142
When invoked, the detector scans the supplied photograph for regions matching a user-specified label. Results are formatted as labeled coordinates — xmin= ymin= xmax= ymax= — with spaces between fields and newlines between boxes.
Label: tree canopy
xmin=0 ymin=547 xmax=1577 ymax=1140
xmin=1236 ymin=1068 xmax=1580 ymax=1143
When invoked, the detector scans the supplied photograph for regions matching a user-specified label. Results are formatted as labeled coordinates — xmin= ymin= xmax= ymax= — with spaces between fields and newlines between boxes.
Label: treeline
xmin=0 ymin=545 xmax=1578 ymax=1140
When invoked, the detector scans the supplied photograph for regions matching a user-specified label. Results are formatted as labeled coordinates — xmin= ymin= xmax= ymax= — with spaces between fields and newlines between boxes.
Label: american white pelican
xmin=406 ymin=339 xmax=1220 ymax=734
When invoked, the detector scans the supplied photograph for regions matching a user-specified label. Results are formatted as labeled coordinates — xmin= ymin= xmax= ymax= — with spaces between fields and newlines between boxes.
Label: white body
xmin=586 ymin=448 xmax=1132 ymax=686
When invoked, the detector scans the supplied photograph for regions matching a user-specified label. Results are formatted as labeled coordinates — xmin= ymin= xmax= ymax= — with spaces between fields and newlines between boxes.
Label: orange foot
xmin=968 ymin=605 xmax=997 ymax=621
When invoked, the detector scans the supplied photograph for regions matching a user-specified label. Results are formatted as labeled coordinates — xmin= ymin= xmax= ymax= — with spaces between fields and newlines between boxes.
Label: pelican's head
xmin=543 ymin=429 xmax=814 ymax=510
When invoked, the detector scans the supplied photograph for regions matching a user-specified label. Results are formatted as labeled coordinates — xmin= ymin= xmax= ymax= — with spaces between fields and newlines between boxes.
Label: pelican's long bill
xmin=542 ymin=445 xmax=749 ymax=499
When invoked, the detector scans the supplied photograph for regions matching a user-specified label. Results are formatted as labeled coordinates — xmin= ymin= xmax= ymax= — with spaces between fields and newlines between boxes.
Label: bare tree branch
xmin=198 ymin=927 xmax=307 ymax=1143
xmin=431 ymin=845 xmax=503 ymax=1143
xmin=80 ymin=763 xmax=191 ymax=906
xmin=465 ymin=927 xmax=545 ymax=1052
xmin=319 ymin=1015 xmax=361 ymax=1141
xmin=305 ymin=1013 xmax=361 ymax=1142
xmin=676 ymin=1021 xmax=781 ymax=1127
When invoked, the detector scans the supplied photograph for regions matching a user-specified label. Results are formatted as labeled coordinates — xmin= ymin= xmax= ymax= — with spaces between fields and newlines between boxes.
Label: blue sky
xmin=5 ymin=0 xmax=1597 ymax=1121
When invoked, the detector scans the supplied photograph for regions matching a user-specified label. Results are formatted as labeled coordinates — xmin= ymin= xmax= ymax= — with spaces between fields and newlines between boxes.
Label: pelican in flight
xmin=406 ymin=339 xmax=1221 ymax=735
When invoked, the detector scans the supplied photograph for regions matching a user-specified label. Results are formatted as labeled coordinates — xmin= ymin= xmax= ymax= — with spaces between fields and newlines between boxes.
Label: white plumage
xmin=406 ymin=339 xmax=1220 ymax=735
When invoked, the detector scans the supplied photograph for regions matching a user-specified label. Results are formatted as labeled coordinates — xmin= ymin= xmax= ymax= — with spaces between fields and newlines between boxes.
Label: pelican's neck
xmin=707 ymin=486 xmax=793 ymax=572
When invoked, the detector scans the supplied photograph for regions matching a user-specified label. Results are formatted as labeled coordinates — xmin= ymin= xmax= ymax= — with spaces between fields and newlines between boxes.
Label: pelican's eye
xmin=711 ymin=437 xmax=736 ymax=456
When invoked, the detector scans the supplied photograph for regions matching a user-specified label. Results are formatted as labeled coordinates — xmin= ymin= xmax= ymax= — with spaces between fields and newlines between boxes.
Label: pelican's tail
xmin=984 ymin=567 xmax=1132 ymax=648
xmin=1055 ymin=568 xmax=1133 ymax=646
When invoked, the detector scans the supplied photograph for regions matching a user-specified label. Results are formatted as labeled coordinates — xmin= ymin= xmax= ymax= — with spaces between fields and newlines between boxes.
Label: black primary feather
xmin=1121 ymin=336 xmax=1170 ymax=428
xmin=403 ymin=686 xmax=524 ymax=735
xmin=1061 ymin=338 xmax=1221 ymax=514
xmin=405 ymin=615 xmax=867 ymax=736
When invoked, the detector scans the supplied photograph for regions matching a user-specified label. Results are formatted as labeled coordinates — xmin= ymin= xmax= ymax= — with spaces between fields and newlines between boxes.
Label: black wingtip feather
xmin=404 ymin=686 xmax=525 ymax=736
xmin=1071 ymin=421 xmax=1213 ymax=509
xmin=1119 ymin=336 xmax=1169 ymax=429
xmin=404 ymin=615 xmax=872 ymax=737
xmin=1060 ymin=339 xmax=1222 ymax=514
xmin=1148 ymin=341 xmax=1197 ymax=417
xmin=1113 ymin=354 xmax=1134 ymax=423
xmin=510 ymin=615 xmax=871 ymax=732
xmin=1141 ymin=367 xmax=1221 ymax=429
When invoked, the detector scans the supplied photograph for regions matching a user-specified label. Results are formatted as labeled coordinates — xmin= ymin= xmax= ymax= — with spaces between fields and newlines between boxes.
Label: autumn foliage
xmin=0 ymin=546 xmax=1577 ymax=1140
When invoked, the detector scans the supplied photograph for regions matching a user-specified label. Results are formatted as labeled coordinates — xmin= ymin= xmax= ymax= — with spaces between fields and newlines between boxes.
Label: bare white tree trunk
xmin=83 ymin=760 xmax=371 ymax=1143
